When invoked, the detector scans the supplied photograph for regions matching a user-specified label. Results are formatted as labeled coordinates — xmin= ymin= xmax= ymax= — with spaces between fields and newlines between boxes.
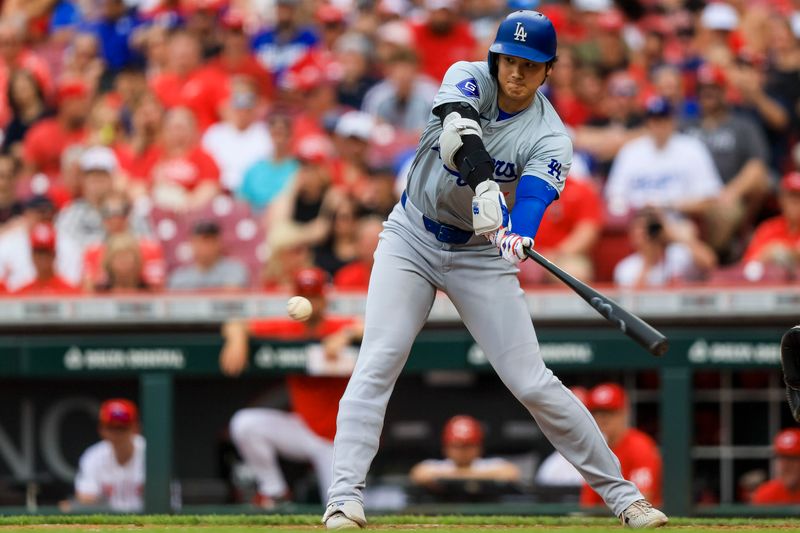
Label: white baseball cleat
xmin=619 ymin=499 xmax=669 ymax=528
xmin=322 ymin=501 xmax=367 ymax=530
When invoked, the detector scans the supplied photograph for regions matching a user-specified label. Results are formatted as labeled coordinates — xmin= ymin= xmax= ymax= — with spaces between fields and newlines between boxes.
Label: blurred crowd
xmin=0 ymin=0 xmax=799 ymax=295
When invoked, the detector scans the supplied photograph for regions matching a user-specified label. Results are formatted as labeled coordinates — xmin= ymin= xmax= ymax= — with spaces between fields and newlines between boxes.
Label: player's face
xmin=444 ymin=443 xmax=482 ymax=468
xmin=591 ymin=409 xmax=627 ymax=446
xmin=776 ymin=456 xmax=800 ymax=488
xmin=496 ymin=54 xmax=547 ymax=111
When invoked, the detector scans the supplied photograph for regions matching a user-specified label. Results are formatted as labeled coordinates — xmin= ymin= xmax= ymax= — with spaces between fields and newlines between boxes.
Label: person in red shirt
xmin=219 ymin=267 xmax=363 ymax=508
xmin=333 ymin=216 xmax=384 ymax=291
xmin=751 ymin=428 xmax=800 ymax=504
xmin=22 ymin=81 xmax=89 ymax=179
xmin=742 ymin=172 xmax=800 ymax=269
xmin=148 ymin=107 xmax=220 ymax=212
xmin=14 ymin=222 xmax=79 ymax=295
xmin=518 ymin=177 xmax=603 ymax=285
xmin=410 ymin=0 xmax=479 ymax=82
xmin=580 ymin=383 xmax=663 ymax=507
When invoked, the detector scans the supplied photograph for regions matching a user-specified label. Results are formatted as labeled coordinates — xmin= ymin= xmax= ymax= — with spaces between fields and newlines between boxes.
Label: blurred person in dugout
xmin=613 ymin=208 xmax=717 ymax=288
xmin=409 ymin=415 xmax=521 ymax=498
xmin=751 ymin=428 xmax=800 ymax=504
xmin=580 ymin=384 xmax=662 ymax=508
xmin=219 ymin=267 xmax=363 ymax=508
xmin=60 ymin=399 xmax=145 ymax=513
xmin=740 ymin=172 xmax=800 ymax=274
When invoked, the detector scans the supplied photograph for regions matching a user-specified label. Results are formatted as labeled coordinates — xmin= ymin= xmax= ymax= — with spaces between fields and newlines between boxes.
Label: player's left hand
xmin=487 ymin=230 xmax=533 ymax=265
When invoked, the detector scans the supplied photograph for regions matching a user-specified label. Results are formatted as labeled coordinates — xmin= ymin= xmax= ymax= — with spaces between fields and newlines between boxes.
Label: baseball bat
xmin=523 ymin=247 xmax=669 ymax=356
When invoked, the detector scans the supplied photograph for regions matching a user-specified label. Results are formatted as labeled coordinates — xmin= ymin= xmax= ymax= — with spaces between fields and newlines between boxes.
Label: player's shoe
xmin=619 ymin=499 xmax=669 ymax=528
xmin=322 ymin=501 xmax=366 ymax=530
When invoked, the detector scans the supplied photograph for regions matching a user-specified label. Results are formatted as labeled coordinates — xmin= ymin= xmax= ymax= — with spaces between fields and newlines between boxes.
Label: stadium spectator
xmin=61 ymin=399 xmax=145 ymax=512
xmin=267 ymin=135 xmax=335 ymax=248
xmin=334 ymin=32 xmax=379 ymax=110
xmin=545 ymin=46 xmax=590 ymax=128
xmin=201 ymin=81 xmax=272 ymax=193
xmin=331 ymin=110 xmax=374 ymax=193
xmin=333 ymin=215 xmax=384 ymax=291
xmin=59 ymin=32 xmax=106 ymax=95
xmin=22 ymin=80 xmax=89 ymax=179
xmin=205 ymin=9 xmax=273 ymax=101
xmin=518 ymin=177 xmax=603 ymax=284
xmin=741 ymin=172 xmax=800 ymax=272
xmin=2 ymin=69 xmax=50 ymax=157
xmin=614 ymin=208 xmax=717 ymax=288
xmin=238 ymin=113 xmax=299 ymax=214
xmin=361 ymin=48 xmax=438 ymax=134
xmin=148 ymin=107 xmax=220 ymax=213
xmin=314 ymin=195 xmax=359 ymax=277
xmin=751 ymin=428 xmax=800 ymax=504
xmin=651 ymin=64 xmax=697 ymax=123
xmin=410 ymin=0 xmax=479 ymax=82
xmin=55 ymin=145 xmax=151 ymax=285
xmin=409 ymin=415 xmax=520 ymax=489
xmin=682 ymin=64 xmax=771 ymax=257
xmin=13 ymin=222 xmax=79 ymax=295
xmin=604 ymin=97 xmax=723 ymax=227
xmin=168 ymin=219 xmax=249 ymax=291
xmin=82 ymin=191 xmax=165 ymax=292
xmin=0 ymin=195 xmax=57 ymax=291
xmin=86 ymin=96 xmax=126 ymax=152
xmin=220 ymin=267 xmax=362 ymax=507
xmin=353 ymin=165 xmax=398 ymax=220
xmin=0 ymin=20 xmax=53 ymax=129
xmin=762 ymin=16 xmax=800 ymax=170
xmin=149 ymin=31 xmax=203 ymax=111
xmin=119 ymin=91 xmax=163 ymax=185
xmin=95 ymin=232 xmax=151 ymax=293
xmin=0 ymin=154 xmax=23 ymax=225
xmin=79 ymin=0 xmax=145 ymax=73
xmin=260 ymin=223 xmax=314 ymax=291
xmin=580 ymin=383 xmax=663 ymax=507
xmin=251 ymin=0 xmax=319 ymax=79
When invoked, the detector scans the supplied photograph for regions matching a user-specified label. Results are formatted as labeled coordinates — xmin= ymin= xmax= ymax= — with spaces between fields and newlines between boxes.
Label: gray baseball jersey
xmin=406 ymin=61 xmax=573 ymax=230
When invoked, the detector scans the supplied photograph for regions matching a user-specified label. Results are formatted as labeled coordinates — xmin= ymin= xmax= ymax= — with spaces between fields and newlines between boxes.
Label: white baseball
xmin=287 ymin=296 xmax=313 ymax=321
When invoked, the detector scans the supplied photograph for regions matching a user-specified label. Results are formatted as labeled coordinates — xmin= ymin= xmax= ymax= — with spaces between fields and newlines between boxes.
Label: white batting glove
xmin=487 ymin=230 xmax=533 ymax=265
xmin=472 ymin=180 xmax=509 ymax=235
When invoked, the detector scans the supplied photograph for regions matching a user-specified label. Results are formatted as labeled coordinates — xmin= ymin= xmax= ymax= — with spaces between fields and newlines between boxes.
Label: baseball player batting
xmin=322 ymin=10 xmax=668 ymax=530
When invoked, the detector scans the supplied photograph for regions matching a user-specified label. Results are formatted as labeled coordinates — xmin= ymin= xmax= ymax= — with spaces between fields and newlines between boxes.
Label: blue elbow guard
xmin=511 ymin=175 xmax=558 ymax=238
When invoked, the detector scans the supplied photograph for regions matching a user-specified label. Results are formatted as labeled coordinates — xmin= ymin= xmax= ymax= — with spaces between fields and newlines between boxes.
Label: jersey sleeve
xmin=432 ymin=61 xmax=493 ymax=114
xmin=521 ymin=133 xmax=572 ymax=197
xmin=74 ymin=448 xmax=101 ymax=498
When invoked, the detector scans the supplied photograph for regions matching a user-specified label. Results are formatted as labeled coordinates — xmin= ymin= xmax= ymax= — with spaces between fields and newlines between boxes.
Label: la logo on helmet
xmin=513 ymin=22 xmax=527 ymax=42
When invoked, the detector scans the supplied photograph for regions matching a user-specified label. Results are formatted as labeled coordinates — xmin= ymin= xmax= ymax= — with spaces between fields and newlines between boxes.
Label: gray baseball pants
xmin=327 ymin=197 xmax=643 ymax=516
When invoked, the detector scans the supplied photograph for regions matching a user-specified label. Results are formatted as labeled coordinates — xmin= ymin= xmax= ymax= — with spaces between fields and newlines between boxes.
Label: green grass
xmin=0 ymin=515 xmax=798 ymax=532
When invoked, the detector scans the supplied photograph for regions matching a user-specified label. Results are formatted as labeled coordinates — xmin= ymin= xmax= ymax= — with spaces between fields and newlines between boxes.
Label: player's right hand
xmin=488 ymin=230 xmax=533 ymax=265
xmin=472 ymin=180 xmax=509 ymax=235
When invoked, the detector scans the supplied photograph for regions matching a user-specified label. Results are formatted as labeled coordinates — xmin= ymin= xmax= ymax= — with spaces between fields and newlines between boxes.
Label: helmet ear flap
xmin=488 ymin=52 xmax=499 ymax=77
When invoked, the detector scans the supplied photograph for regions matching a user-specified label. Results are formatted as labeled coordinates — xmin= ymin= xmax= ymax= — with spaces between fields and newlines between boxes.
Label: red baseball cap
xmin=587 ymin=383 xmax=628 ymax=411
xmin=774 ymin=428 xmax=800 ymax=457
xmin=293 ymin=267 xmax=327 ymax=296
xmin=781 ymin=171 xmax=800 ymax=193
xmin=29 ymin=222 xmax=56 ymax=251
xmin=56 ymin=81 xmax=89 ymax=104
xmin=99 ymin=399 xmax=138 ymax=428
xmin=697 ymin=63 xmax=727 ymax=87
xmin=220 ymin=9 xmax=245 ymax=30
xmin=442 ymin=415 xmax=483 ymax=446
xmin=295 ymin=134 xmax=334 ymax=165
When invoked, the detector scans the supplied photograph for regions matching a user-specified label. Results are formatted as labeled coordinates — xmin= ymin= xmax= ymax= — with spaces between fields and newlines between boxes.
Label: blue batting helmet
xmin=488 ymin=10 xmax=557 ymax=77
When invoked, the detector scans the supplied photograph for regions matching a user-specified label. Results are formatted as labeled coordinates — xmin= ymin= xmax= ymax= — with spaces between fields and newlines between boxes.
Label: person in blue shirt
xmin=251 ymin=0 xmax=318 ymax=81
xmin=80 ymin=0 xmax=146 ymax=72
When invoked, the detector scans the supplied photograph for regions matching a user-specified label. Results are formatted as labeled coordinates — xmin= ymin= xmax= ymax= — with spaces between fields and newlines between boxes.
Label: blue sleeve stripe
xmin=517 ymin=174 xmax=558 ymax=205
xmin=510 ymin=175 xmax=559 ymax=239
